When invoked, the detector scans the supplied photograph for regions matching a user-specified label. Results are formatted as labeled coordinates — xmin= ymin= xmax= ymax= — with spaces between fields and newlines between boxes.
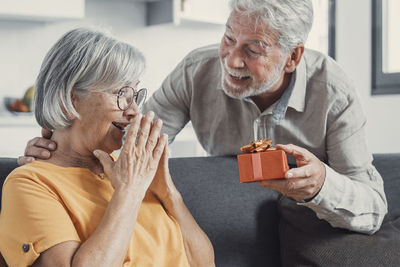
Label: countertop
xmin=0 ymin=111 xmax=37 ymax=127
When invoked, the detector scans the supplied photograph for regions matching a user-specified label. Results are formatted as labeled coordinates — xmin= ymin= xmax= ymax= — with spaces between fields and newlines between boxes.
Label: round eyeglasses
xmin=116 ymin=86 xmax=147 ymax=111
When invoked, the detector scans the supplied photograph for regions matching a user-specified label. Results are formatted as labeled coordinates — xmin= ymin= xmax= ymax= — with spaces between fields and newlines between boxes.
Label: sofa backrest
xmin=0 ymin=158 xmax=18 ymax=210
xmin=169 ymin=156 xmax=281 ymax=267
xmin=1 ymin=155 xmax=399 ymax=267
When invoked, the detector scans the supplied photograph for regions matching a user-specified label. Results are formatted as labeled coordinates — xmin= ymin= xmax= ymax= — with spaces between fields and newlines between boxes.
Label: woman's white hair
xmin=229 ymin=0 xmax=313 ymax=53
xmin=34 ymin=28 xmax=145 ymax=130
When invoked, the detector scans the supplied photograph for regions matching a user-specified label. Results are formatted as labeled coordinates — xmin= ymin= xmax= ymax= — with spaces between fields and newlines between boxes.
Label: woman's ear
xmin=65 ymin=89 xmax=78 ymax=120
xmin=284 ymin=44 xmax=305 ymax=73
xmin=71 ymin=88 xmax=77 ymax=103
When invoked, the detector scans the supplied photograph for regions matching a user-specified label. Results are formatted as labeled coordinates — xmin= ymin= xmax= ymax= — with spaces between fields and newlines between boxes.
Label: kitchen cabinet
xmin=179 ymin=0 xmax=230 ymax=24
xmin=146 ymin=0 xmax=178 ymax=25
xmin=0 ymin=0 xmax=85 ymax=21
xmin=0 ymin=0 xmax=228 ymax=25
xmin=145 ymin=0 xmax=230 ymax=25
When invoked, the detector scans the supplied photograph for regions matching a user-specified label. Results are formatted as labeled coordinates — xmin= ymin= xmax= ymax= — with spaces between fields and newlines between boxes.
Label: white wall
xmin=0 ymin=0 xmax=146 ymax=102
xmin=0 ymin=0 xmax=224 ymax=157
xmin=336 ymin=0 xmax=400 ymax=153
xmin=128 ymin=20 xmax=225 ymax=96
xmin=0 ymin=0 xmax=225 ymax=101
xmin=1 ymin=0 xmax=399 ymax=155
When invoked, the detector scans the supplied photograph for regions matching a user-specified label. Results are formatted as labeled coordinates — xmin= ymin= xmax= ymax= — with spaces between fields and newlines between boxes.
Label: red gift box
xmin=237 ymin=150 xmax=289 ymax=183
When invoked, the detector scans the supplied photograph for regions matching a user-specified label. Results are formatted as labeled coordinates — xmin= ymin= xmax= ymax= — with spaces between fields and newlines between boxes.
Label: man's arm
xmin=308 ymin=92 xmax=387 ymax=234
xmin=259 ymin=93 xmax=387 ymax=234
xmin=142 ymin=57 xmax=193 ymax=144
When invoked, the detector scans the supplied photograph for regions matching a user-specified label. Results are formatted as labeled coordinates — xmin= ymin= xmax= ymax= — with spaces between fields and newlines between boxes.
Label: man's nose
xmin=226 ymin=47 xmax=245 ymax=69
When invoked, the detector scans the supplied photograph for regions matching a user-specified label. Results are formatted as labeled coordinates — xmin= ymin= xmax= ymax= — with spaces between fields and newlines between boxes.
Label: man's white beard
xmin=220 ymin=57 xmax=286 ymax=99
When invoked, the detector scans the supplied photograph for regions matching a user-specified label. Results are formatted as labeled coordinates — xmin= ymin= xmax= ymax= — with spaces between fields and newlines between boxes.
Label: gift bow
xmin=240 ymin=139 xmax=276 ymax=153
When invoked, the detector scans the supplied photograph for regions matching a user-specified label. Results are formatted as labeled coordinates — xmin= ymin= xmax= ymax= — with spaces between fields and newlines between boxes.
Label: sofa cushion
xmin=170 ymin=156 xmax=281 ymax=267
xmin=278 ymin=154 xmax=400 ymax=266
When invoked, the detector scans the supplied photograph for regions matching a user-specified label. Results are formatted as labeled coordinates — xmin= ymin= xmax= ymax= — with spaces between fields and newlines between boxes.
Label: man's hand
xmin=18 ymin=128 xmax=57 ymax=166
xmin=258 ymin=144 xmax=326 ymax=201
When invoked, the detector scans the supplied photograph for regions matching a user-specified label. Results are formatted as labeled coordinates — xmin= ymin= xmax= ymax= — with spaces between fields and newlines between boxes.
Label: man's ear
xmin=284 ymin=44 xmax=305 ymax=73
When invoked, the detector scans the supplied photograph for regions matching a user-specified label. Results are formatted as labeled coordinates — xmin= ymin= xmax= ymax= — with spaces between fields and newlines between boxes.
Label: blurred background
xmin=0 ymin=0 xmax=399 ymax=158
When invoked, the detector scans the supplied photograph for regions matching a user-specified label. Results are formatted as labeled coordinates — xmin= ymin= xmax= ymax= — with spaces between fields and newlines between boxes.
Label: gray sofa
xmin=1 ymin=155 xmax=399 ymax=266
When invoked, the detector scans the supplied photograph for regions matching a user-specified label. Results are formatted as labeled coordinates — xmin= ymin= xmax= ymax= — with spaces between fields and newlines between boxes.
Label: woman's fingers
xmin=110 ymin=112 xmax=168 ymax=193
xmin=160 ymin=138 xmax=169 ymax=167
xmin=145 ymin=119 xmax=163 ymax=152
xmin=153 ymin=134 xmax=168 ymax=161
xmin=121 ymin=113 xmax=142 ymax=154
xmin=136 ymin=111 xmax=154 ymax=149
xmin=93 ymin=149 xmax=113 ymax=173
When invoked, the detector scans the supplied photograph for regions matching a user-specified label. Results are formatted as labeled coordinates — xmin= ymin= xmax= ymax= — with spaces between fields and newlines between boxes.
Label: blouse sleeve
xmin=0 ymin=175 xmax=81 ymax=266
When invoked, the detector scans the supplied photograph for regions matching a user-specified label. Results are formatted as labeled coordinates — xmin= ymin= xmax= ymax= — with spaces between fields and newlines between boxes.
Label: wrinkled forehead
xmin=226 ymin=10 xmax=280 ymax=45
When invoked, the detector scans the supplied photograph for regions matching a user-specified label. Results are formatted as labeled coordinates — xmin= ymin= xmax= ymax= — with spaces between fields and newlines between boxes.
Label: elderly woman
xmin=0 ymin=28 xmax=214 ymax=267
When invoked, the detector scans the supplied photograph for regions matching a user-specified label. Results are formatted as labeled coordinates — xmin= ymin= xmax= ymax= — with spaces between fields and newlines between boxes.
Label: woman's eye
xmin=118 ymin=89 xmax=127 ymax=97
xmin=225 ymin=35 xmax=233 ymax=43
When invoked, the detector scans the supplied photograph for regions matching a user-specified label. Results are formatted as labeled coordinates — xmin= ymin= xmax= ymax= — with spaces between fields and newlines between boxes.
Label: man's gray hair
xmin=34 ymin=28 xmax=145 ymax=130
xmin=229 ymin=0 xmax=313 ymax=53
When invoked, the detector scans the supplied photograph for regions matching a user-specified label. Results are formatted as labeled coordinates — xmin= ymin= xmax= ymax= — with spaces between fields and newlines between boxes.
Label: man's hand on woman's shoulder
xmin=18 ymin=128 xmax=57 ymax=166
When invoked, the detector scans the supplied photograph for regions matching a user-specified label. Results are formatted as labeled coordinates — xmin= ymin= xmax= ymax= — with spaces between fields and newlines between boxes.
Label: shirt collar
xmin=287 ymin=57 xmax=307 ymax=112
xmin=269 ymin=71 xmax=295 ymax=124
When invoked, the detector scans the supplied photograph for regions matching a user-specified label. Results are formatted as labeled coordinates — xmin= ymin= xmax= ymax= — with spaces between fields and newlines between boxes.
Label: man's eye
xmin=247 ymin=47 xmax=262 ymax=56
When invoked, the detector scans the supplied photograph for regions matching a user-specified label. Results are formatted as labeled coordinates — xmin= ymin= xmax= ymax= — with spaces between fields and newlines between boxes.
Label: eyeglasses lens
xmin=117 ymin=87 xmax=147 ymax=110
xmin=136 ymin=89 xmax=147 ymax=107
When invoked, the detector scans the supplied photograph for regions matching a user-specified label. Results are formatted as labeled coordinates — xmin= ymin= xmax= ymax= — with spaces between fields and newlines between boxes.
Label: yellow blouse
xmin=0 ymin=160 xmax=189 ymax=267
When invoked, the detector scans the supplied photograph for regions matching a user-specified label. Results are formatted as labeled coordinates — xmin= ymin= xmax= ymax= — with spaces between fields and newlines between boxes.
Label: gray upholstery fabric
xmin=1 ymin=154 xmax=399 ymax=267
xmin=170 ymin=156 xmax=281 ymax=267
xmin=279 ymin=154 xmax=400 ymax=267
xmin=0 ymin=158 xmax=18 ymax=210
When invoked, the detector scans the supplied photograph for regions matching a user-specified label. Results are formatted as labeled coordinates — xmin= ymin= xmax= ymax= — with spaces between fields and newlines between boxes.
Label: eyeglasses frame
xmin=116 ymin=86 xmax=147 ymax=111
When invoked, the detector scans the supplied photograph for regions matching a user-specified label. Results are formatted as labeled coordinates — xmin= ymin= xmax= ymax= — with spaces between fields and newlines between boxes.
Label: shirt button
xmin=22 ymin=243 xmax=30 ymax=253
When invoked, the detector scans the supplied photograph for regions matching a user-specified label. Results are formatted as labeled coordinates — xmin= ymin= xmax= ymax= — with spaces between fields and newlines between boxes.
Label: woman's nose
xmin=124 ymin=101 xmax=140 ymax=118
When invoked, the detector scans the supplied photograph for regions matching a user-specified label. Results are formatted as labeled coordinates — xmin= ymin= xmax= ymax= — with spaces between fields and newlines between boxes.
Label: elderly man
xmin=21 ymin=0 xmax=387 ymax=234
